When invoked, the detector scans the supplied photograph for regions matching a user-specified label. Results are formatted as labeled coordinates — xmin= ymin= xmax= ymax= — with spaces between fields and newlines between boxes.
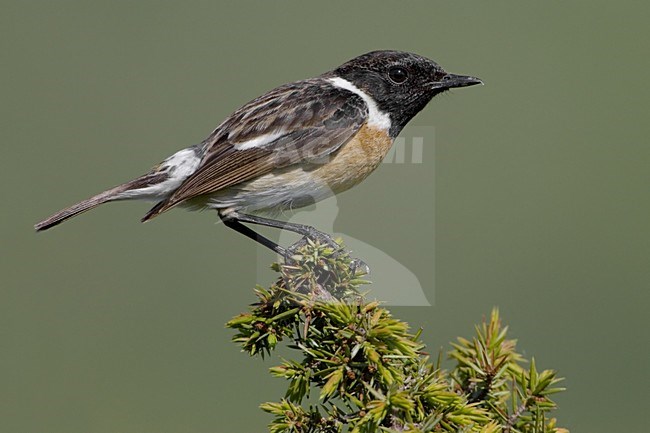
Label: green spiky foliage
xmin=227 ymin=241 xmax=568 ymax=433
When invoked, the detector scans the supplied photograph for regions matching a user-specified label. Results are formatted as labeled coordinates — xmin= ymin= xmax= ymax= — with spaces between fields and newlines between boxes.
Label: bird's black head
xmin=331 ymin=50 xmax=482 ymax=137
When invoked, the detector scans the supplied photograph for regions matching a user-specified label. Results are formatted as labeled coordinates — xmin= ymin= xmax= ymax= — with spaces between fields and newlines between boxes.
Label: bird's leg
xmin=221 ymin=211 xmax=340 ymax=251
xmin=218 ymin=210 xmax=369 ymax=275
xmin=218 ymin=211 xmax=287 ymax=256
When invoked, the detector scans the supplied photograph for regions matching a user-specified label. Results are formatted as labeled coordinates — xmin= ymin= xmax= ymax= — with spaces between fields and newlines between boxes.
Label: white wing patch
xmin=232 ymin=131 xmax=286 ymax=150
xmin=328 ymin=77 xmax=391 ymax=131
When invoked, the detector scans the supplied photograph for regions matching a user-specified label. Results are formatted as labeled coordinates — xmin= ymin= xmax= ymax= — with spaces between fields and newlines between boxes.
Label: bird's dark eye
xmin=388 ymin=67 xmax=409 ymax=84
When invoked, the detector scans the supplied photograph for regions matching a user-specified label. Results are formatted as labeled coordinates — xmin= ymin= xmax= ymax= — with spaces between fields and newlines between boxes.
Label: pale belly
xmin=199 ymin=125 xmax=394 ymax=213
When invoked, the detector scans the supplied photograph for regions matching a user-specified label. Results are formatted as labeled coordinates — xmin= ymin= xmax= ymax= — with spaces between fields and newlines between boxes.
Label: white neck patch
xmin=328 ymin=77 xmax=392 ymax=132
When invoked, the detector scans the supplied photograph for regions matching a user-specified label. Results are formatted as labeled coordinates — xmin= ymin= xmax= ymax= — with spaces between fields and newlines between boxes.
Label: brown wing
xmin=141 ymin=78 xmax=368 ymax=221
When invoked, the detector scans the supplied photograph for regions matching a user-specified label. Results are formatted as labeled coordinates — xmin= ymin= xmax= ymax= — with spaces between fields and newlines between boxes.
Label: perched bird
xmin=35 ymin=50 xmax=481 ymax=255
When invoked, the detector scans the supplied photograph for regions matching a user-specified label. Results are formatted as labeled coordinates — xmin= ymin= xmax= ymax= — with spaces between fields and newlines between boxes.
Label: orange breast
xmin=312 ymin=124 xmax=393 ymax=194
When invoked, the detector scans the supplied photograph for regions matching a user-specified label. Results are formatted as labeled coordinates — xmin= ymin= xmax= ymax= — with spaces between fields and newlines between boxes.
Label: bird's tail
xmin=34 ymin=185 xmax=127 ymax=231
xmin=34 ymin=172 xmax=168 ymax=232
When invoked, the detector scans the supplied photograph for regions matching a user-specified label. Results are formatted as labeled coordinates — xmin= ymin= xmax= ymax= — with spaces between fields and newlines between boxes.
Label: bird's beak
xmin=433 ymin=73 xmax=483 ymax=90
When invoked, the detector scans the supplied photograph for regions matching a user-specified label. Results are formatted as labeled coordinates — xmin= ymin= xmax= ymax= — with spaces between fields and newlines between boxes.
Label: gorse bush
xmin=227 ymin=241 xmax=568 ymax=433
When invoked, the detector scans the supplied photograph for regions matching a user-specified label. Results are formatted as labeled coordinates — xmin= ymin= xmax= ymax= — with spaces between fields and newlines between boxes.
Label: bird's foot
xmin=285 ymin=232 xmax=340 ymax=258
xmin=350 ymin=258 xmax=370 ymax=277
xmin=284 ymin=231 xmax=370 ymax=276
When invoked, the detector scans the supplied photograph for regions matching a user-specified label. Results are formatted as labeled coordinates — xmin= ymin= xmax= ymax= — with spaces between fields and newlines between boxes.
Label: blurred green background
xmin=2 ymin=1 xmax=649 ymax=432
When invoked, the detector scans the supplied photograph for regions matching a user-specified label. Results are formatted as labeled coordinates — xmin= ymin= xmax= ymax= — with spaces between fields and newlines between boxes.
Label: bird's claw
xmin=284 ymin=233 xmax=370 ymax=276
xmin=350 ymin=258 xmax=370 ymax=276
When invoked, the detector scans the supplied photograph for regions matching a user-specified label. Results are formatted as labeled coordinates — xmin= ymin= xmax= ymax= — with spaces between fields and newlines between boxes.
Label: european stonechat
xmin=35 ymin=50 xmax=482 ymax=255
